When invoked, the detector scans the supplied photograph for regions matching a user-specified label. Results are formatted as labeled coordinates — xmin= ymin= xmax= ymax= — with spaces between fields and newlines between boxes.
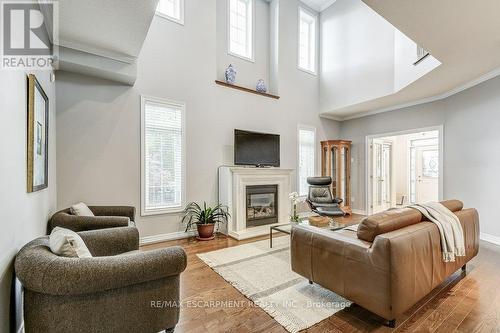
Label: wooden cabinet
xmin=321 ymin=140 xmax=352 ymax=214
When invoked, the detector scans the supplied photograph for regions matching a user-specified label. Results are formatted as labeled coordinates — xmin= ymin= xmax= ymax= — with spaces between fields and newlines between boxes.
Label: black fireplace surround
xmin=246 ymin=185 xmax=278 ymax=227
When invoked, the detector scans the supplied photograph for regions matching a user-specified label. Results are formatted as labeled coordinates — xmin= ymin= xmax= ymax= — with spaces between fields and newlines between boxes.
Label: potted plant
xmin=182 ymin=202 xmax=230 ymax=241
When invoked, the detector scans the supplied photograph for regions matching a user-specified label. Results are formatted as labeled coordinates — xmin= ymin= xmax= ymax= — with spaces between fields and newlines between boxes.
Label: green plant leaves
xmin=182 ymin=201 xmax=231 ymax=232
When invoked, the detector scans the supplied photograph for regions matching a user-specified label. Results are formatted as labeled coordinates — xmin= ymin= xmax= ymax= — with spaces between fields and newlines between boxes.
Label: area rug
xmin=197 ymin=236 xmax=351 ymax=333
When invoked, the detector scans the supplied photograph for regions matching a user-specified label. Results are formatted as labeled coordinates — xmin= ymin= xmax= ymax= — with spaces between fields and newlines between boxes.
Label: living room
xmin=1 ymin=0 xmax=500 ymax=332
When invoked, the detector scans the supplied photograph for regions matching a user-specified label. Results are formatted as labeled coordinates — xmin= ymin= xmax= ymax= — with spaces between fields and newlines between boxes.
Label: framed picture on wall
xmin=27 ymin=74 xmax=49 ymax=193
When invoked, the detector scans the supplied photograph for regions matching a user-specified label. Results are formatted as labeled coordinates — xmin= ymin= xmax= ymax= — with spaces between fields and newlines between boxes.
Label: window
xmin=141 ymin=96 xmax=185 ymax=215
xmin=298 ymin=126 xmax=316 ymax=196
xmin=414 ymin=45 xmax=430 ymax=65
xmin=298 ymin=7 xmax=317 ymax=74
xmin=228 ymin=0 xmax=254 ymax=61
xmin=156 ymin=0 xmax=184 ymax=25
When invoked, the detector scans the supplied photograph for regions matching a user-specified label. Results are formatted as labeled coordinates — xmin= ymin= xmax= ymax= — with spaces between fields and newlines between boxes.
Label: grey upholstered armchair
xmin=15 ymin=227 xmax=187 ymax=333
xmin=48 ymin=205 xmax=136 ymax=233
xmin=306 ymin=176 xmax=345 ymax=217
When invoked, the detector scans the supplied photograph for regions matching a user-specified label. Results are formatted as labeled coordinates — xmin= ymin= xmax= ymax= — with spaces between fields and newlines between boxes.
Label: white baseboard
xmin=480 ymin=232 xmax=500 ymax=246
xmin=351 ymin=209 xmax=367 ymax=216
xmin=140 ymin=231 xmax=196 ymax=246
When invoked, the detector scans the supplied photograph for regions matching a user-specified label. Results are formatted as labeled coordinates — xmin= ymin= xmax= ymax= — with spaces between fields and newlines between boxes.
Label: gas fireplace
xmin=246 ymin=185 xmax=278 ymax=227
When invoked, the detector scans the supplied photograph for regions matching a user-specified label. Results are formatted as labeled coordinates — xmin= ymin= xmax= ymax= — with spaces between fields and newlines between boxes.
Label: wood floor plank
xmin=141 ymin=216 xmax=500 ymax=333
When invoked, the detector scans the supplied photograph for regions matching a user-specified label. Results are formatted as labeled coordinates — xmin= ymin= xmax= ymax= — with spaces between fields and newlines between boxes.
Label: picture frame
xmin=27 ymin=74 xmax=49 ymax=193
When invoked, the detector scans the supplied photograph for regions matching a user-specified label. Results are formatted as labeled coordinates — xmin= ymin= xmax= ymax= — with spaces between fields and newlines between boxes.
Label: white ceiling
xmin=322 ymin=0 xmax=500 ymax=119
xmin=300 ymin=0 xmax=337 ymax=12
xmin=57 ymin=0 xmax=158 ymax=63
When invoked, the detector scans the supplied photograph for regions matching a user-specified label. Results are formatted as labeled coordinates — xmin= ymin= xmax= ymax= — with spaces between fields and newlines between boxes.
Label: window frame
xmin=156 ymin=0 xmax=185 ymax=26
xmin=140 ymin=95 xmax=186 ymax=216
xmin=297 ymin=6 xmax=318 ymax=75
xmin=297 ymin=124 xmax=317 ymax=197
xmin=227 ymin=0 xmax=255 ymax=63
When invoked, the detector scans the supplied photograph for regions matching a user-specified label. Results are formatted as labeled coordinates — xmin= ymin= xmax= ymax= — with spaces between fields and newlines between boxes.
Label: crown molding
xmin=321 ymin=65 xmax=500 ymax=122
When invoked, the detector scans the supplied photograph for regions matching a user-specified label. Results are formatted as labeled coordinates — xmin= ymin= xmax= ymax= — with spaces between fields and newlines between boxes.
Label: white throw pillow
xmin=49 ymin=227 xmax=92 ymax=258
xmin=70 ymin=202 xmax=94 ymax=216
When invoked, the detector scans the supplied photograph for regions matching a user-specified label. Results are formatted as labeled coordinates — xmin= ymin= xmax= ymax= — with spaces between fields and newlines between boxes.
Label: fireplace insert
xmin=246 ymin=185 xmax=278 ymax=227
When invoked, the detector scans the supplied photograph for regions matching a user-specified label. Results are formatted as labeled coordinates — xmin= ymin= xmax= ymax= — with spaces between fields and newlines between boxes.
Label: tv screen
xmin=234 ymin=129 xmax=280 ymax=167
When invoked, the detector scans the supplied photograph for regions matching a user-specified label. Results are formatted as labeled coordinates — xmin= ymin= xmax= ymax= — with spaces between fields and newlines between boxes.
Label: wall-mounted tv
xmin=234 ymin=129 xmax=280 ymax=167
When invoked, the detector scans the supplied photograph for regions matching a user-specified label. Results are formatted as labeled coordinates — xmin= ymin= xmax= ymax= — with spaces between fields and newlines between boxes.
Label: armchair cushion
xmin=49 ymin=227 xmax=92 ymax=258
xmin=78 ymin=227 xmax=139 ymax=257
xmin=70 ymin=202 xmax=94 ymax=216
xmin=309 ymin=187 xmax=333 ymax=203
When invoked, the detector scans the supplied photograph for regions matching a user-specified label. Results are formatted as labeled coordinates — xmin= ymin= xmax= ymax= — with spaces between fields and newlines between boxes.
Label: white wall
xmin=0 ymin=70 xmax=57 ymax=332
xmin=56 ymin=0 xmax=340 ymax=239
xmin=319 ymin=0 xmax=440 ymax=113
xmin=216 ymin=0 xmax=270 ymax=90
xmin=394 ymin=30 xmax=440 ymax=91
xmin=319 ymin=0 xmax=395 ymax=112
xmin=340 ymin=74 xmax=500 ymax=239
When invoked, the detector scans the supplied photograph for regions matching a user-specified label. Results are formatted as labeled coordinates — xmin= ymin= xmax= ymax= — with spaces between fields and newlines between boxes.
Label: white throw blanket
xmin=410 ymin=202 xmax=466 ymax=262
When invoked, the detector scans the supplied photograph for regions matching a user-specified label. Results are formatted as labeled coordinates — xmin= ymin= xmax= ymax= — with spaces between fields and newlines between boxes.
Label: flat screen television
xmin=234 ymin=129 xmax=280 ymax=167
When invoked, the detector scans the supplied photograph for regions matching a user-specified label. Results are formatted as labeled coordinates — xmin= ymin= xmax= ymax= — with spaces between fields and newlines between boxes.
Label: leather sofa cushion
xmin=357 ymin=200 xmax=464 ymax=242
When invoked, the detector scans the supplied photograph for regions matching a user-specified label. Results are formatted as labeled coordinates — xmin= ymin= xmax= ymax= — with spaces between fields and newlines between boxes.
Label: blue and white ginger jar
xmin=225 ymin=64 xmax=236 ymax=84
xmin=256 ymin=79 xmax=267 ymax=93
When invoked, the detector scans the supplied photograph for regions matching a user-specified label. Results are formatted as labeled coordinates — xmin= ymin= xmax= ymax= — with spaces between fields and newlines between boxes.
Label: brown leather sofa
xmin=291 ymin=200 xmax=479 ymax=327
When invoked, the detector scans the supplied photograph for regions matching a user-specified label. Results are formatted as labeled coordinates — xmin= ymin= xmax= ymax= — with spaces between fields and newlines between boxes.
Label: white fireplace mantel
xmin=218 ymin=166 xmax=293 ymax=240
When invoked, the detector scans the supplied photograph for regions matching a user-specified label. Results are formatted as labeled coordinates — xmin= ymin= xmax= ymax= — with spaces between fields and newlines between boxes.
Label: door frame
xmin=365 ymin=125 xmax=444 ymax=216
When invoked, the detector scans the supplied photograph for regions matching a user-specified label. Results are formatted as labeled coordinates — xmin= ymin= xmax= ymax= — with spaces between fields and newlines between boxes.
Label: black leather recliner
xmin=306 ymin=177 xmax=345 ymax=217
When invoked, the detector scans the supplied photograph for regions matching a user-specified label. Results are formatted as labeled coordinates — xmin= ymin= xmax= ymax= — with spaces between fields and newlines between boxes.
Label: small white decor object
xmin=256 ymin=79 xmax=267 ymax=93
xmin=224 ymin=64 xmax=237 ymax=84
xmin=49 ymin=227 xmax=92 ymax=258
xmin=289 ymin=192 xmax=305 ymax=222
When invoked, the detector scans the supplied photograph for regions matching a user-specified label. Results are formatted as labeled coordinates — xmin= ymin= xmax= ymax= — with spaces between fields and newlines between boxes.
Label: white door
xmin=415 ymin=146 xmax=439 ymax=203
xmin=371 ymin=139 xmax=392 ymax=214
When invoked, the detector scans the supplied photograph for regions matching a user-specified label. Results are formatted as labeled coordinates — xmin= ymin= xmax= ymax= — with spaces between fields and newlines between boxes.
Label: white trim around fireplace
xmin=219 ymin=166 xmax=293 ymax=240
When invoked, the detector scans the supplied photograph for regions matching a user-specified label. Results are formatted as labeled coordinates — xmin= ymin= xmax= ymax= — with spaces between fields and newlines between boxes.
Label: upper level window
xmin=228 ymin=0 xmax=254 ymax=61
xmin=298 ymin=7 xmax=317 ymax=74
xmin=141 ymin=96 xmax=185 ymax=216
xmin=298 ymin=125 xmax=316 ymax=196
xmin=156 ymin=0 xmax=184 ymax=25
xmin=414 ymin=45 xmax=430 ymax=65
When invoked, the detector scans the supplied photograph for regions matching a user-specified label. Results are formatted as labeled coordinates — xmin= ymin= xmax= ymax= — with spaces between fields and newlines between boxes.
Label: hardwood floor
xmin=142 ymin=216 xmax=500 ymax=333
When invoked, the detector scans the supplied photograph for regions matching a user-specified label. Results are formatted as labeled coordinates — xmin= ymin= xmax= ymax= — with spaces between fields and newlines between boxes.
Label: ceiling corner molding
xmin=326 ymin=65 xmax=500 ymax=122
xmin=56 ymin=46 xmax=137 ymax=85
xmin=319 ymin=0 xmax=337 ymax=12
xmin=319 ymin=112 xmax=343 ymax=121
xmin=57 ymin=39 xmax=137 ymax=64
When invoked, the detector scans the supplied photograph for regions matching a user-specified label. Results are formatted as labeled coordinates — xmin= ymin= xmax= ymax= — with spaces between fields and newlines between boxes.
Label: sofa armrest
xmin=50 ymin=214 xmax=130 ymax=232
xmin=78 ymin=227 xmax=139 ymax=256
xmin=89 ymin=206 xmax=136 ymax=221
xmin=16 ymin=246 xmax=187 ymax=296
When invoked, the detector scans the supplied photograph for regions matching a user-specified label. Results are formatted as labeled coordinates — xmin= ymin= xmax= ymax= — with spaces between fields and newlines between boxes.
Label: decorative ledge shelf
xmin=214 ymin=80 xmax=280 ymax=100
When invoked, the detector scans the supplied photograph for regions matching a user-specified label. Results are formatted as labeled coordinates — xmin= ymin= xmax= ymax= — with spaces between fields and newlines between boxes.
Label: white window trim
xmin=140 ymin=95 xmax=187 ymax=216
xmin=297 ymin=124 xmax=317 ymax=198
xmin=227 ymin=0 xmax=255 ymax=63
xmin=297 ymin=6 xmax=318 ymax=76
xmin=156 ymin=0 xmax=185 ymax=26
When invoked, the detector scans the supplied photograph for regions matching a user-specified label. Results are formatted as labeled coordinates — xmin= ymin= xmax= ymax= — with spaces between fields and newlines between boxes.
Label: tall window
xmin=156 ymin=0 xmax=184 ymax=25
xmin=141 ymin=96 xmax=185 ymax=215
xmin=298 ymin=7 xmax=317 ymax=74
xmin=229 ymin=0 xmax=254 ymax=61
xmin=298 ymin=126 xmax=316 ymax=196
